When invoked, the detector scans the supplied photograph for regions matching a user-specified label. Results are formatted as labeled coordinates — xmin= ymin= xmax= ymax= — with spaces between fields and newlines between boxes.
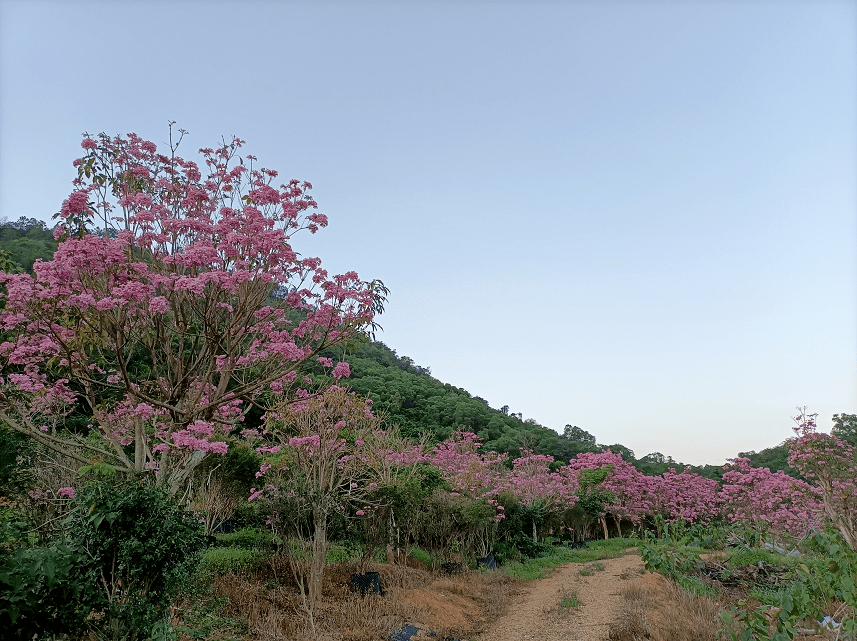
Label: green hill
xmin=339 ymin=339 xmax=726 ymax=479
xmin=0 ymin=218 xmax=788 ymax=481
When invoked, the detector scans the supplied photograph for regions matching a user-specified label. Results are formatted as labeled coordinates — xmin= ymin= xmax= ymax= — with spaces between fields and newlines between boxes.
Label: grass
xmin=175 ymin=574 xmax=247 ymax=639
xmin=608 ymin=577 xmax=725 ymax=641
xmin=724 ymin=547 xmax=800 ymax=569
xmin=503 ymin=538 xmax=638 ymax=580
xmin=560 ymin=594 xmax=581 ymax=609
xmin=578 ymin=561 xmax=606 ymax=576
xmin=748 ymin=584 xmax=794 ymax=606
xmin=213 ymin=527 xmax=273 ymax=550
xmin=200 ymin=546 xmax=266 ymax=575
xmin=676 ymin=574 xmax=718 ymax=597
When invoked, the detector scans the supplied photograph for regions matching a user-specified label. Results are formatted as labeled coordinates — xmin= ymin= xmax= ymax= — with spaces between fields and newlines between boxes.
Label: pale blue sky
xmin=1 ymin=1 xmax=855 ymax=464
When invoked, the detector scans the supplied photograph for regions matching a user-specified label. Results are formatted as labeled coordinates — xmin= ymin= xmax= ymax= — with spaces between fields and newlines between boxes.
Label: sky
xmin=1 ymin=0 xmax=855 ymax=465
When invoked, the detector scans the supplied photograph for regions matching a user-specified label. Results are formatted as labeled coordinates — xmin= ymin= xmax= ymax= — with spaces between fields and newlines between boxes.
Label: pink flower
xmin=57 ymin=486 xmax=75 ymax=499
xmin=148 ymin=296 xmax=170 ymax=314
xmin=332 ymin=362 xmax=350 ymax=379
xmin=356 ymin=510 xmax=365 ymax=516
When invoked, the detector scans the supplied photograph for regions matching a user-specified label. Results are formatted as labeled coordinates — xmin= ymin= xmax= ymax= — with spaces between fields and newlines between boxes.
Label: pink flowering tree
xmin=562 ymin=450 xmax=632 ymax=539
xmin=0 ymin=129 xmax=383 ymax=494
xmin=429 ymin=431 xmax=509 ymax=501
xmin=657 ymin=467 xmax=721 ymax=525
xmin=789 ymin=407 xmax=857 ymax=550
xmin=429 ymin=431 xmax=510 ymax=555
xmin=253 ymin=386 xmax=386 ymax=621
xmin=719 ymin=457 xmax=823 ymax=542
xmin=354 ymin=430 xmax=429 ymax=562
xmin=507 ymin=451 xmax=578 ymax=541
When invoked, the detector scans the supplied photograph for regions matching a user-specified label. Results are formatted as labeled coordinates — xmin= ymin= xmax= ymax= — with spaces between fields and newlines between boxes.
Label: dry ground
xmin=477 ymin=553 xmax=644 ymax=641
xmin=184 ymin=550 xmax=841 ymax=641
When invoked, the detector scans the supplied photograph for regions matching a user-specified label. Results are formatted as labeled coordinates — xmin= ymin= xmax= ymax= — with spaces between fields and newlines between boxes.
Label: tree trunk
xmin=600 ymin=514 xmax=609 ymax=540
xmin=310 ymin=506 xmax=329 ymax=610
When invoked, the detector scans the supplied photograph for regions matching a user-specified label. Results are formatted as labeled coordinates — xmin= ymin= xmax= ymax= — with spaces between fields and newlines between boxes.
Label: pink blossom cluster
xmin=429 ymin=432 xmax=510 ymax=502
xmin=427 ymin=433 xmax=824 ymax=538
xmin=720 ymin=457 xmax=822 ymax=537
xmin=508 ymin=451 xmax=578 ymax=511
xmin=0 ymin=129 xmax=381 ymax=488
xmin=788 ymin=407 xmax=857 ymax=548
xmin=645 ymin=468 xmax=722 ymax=524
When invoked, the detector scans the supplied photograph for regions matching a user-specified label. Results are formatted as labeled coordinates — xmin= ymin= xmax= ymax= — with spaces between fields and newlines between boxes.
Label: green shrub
xmin=201 ymin=547 xmax=263 ymax=575
xmin=326 ymin=540 xmax=363 ymax=563
xmin=409 ymin=547 xmax=432 ymax=566
xmin=640 ymin=541 xmax=703 ymax=580
xmin=67 ymin=481 xmax=205 ymax=640
xmin=214 ymin=527 xmax=273 ymax=550
xmin=0 ymin=521 xmax=94 ymax=640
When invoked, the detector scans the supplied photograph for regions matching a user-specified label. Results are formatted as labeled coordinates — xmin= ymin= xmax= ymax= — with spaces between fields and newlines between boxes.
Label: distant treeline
xmin=0 ymin=217 xmax=57 ymax=274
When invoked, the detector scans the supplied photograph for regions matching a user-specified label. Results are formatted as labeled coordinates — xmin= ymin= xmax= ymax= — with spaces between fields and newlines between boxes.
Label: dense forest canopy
xmin=0 ymin=217 xmax=58 ymax=274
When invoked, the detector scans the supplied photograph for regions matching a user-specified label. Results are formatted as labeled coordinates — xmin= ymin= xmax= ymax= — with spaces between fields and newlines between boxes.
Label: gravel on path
xmin=476 ymin=553 xmax=644 ymax=641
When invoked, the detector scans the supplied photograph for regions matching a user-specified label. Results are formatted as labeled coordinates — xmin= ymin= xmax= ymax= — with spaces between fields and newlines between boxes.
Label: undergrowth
xmin=503 ymin=537 xmax=638 ymax=580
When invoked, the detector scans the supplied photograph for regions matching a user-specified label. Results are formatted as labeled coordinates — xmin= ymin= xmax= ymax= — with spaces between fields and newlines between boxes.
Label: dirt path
xmin=476 ymin=553 xmax=644 ymax=641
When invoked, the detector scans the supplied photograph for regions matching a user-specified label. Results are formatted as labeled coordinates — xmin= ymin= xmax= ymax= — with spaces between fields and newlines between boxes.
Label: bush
xmin=200 ymin=547 xmax=263 ymax=575
xmin=214 ymin=527 xmax=273 ymax=550
xmin=409 ymin=547 xmax=432 ymax=566
xmin=67 ymin=481 xmax=205 ymax=640
xmin=324 ymin=541 xmax=360 ymax=563
xmin=0 ymin=521 xmax=94 ymax=640
xmin=0 ymin=427 xmax=28 ymax=494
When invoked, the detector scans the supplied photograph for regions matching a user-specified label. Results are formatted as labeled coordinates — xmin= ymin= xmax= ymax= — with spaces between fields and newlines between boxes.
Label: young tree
xmin=507 ymin=451 xmax=577 ymax=540
xmin=0 ymin=129 xmax=384 ymax=494
xmin=254 ymin=386 xmax=386 ymax=625
xmin=789 ymin=407 xmax=857 ymax=550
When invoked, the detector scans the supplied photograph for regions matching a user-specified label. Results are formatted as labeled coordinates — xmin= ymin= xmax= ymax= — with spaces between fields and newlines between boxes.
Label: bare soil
xmin=476 ymin=554 xmax=645 ymax=641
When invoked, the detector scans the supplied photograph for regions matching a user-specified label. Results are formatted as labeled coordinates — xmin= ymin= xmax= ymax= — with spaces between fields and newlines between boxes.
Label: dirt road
xmin=476 ymin=553 xmax=644 ymax=641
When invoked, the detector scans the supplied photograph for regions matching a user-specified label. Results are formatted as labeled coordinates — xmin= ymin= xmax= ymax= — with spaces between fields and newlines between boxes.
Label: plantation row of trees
xmin=0 ymin=129 xmax=854 ymax=639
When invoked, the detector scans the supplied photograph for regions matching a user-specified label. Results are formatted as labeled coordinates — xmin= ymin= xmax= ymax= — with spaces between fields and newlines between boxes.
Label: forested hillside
xmin=0 ymin=217 xmax=795 ymax=480
xmin=338 ymin=339 xmax=726 ymax=479
xmin=0 ymin=217 xmax=57 ymax=274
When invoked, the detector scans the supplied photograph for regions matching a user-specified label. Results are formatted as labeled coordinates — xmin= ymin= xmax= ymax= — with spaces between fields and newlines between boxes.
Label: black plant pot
xmin=350 ymin=571 xmax=383 ymax=596
xmin=476 ymin=553 xmax=497 ymax=570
